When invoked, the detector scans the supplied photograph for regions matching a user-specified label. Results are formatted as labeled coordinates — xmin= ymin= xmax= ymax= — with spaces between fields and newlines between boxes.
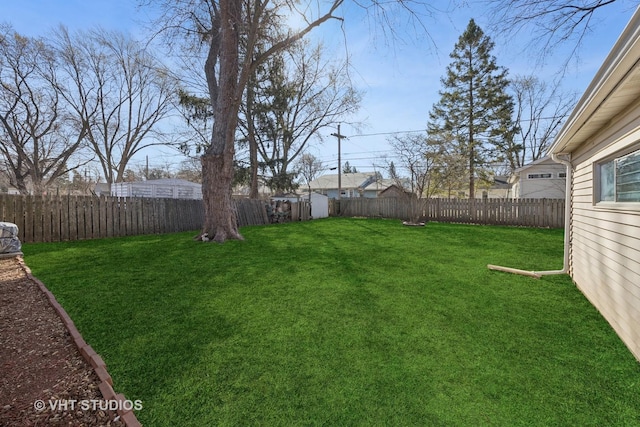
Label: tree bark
xmin=201 ymin=0 xmax=243 ymax=242
xmin=201 ymin=152 xmax=242 ymax=242
xmin=198 ymin=0 xmax=344 ymax=241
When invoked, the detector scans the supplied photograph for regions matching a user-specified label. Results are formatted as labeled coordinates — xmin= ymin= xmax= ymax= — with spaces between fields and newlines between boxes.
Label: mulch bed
xmin=0 ymin=257 xmax=127 ymax=426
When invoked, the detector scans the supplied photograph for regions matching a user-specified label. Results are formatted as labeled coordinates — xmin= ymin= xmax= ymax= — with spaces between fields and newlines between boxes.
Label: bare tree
xmin=387 ymin=133 xmax=448 ymax=223
xmin=296 ymin=152 xmax=324 ymax=201
xmin=426 ymin=129 xmax=469 ymax=198
xmin=175 ymin=157 xmax=203 ymax=183
xmin=53 ymin=27 xmax=176 ymax=184
xmin=485 ymin=0 xmax=628 ymax=67
xmin=0 ymin=25 xmax=90 ymax=194
xmin=510 ymin=75 xmax=577 ymax=170
xmin=147 ymin=0 xmax=437 ymax=242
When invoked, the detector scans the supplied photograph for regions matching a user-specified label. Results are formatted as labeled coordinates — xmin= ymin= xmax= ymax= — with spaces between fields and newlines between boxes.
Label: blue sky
xmin=3 ymin=1 xmax=638 ymax=176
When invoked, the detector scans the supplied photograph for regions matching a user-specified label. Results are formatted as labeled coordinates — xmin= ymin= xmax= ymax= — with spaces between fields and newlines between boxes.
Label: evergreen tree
xmin=427 ymin=19 xmax=517 ymax=198
xmin=342 ymin=161 xmax=358 ymax=174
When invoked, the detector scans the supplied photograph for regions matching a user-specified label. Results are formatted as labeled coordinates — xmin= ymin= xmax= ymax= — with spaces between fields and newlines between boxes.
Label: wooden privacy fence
xmin=333 ymin=197 xmax=565 ymax=228
xmin=0 ymin=195 xmax=278 ymax=243
xmin=235 ymin=198 xmax=271 ymax=227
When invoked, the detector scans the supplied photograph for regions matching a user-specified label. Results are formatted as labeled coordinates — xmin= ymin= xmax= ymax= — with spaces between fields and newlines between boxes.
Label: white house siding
xmin=513 ymin=159 xmax=566 ymax=199
xmin=569 ymin=109 xmax=640 ymax=360
xmin=519 ymin=168 xmax=566 ymax=198
xmin=111 ymin=179 xmax=202 ymax=200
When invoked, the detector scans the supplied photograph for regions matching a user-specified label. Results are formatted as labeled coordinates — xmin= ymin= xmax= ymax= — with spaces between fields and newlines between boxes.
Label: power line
xmin=348 ymin=129 xmax=425 ymax=138
xmin=335 ymin=115 xmax=568 ymax=140
xmin=317 ymin=149 xmax=395 ymax=159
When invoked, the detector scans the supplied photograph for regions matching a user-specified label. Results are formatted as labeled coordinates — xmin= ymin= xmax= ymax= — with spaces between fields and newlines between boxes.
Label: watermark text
xmin=33 ymin=399 xmax=142 ymax=412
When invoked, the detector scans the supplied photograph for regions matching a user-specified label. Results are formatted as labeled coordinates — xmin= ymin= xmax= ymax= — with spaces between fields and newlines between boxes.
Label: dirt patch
xmin=0 ymin=257 xmax=128 ymax=426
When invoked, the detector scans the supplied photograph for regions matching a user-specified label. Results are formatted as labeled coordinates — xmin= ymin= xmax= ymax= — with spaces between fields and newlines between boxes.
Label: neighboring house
xmin=233 ymin=178 xmax=273 ymax=197
xmin=549 ymin=7 xmax=640 ymax=361
xmin=111 ymin=178 xmax=202 ymax=199
xmin=378 ymin=184 xmax=414 ymax=199
xmin=308 ymin=173 xmax=378 ymax=199
xmin=93 ymin=183 xmax=111 ymax=196
xmin=362 ymin=178 xmax=397 ymax=198
xmin=509 ymin=156 xmax=567 ymax=199
xmin=478 ymin=175 xmax=512 ymax=199
xmin=1 ymin=185 xmax=21 ymax=195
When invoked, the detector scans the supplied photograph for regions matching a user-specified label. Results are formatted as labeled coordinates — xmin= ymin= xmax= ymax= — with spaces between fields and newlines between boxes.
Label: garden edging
xmin=16 ymin=257 xmax=142 ymax=427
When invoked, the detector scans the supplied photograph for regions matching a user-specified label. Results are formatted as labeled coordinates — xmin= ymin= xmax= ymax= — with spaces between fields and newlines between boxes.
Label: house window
xmin=558 ymin=172 xmax=567 ymax=178
xmin=527 ymin=173 xmax=553 ymax=179
xmin=597 ymin=148 xmax=640 ymax=203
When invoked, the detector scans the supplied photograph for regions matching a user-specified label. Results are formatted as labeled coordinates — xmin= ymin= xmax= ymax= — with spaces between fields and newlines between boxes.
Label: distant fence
xmin=1 ymin=194 xmax=562 ymax=242
xmin=0 ymin=195 xmax=279 ymax=243
xmin=331 ymin=197 xmax=565 ymax=228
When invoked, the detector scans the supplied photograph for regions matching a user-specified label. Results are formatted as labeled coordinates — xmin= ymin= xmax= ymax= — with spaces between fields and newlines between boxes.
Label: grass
xmin=23 ymin=218 xmax=640 ymax=426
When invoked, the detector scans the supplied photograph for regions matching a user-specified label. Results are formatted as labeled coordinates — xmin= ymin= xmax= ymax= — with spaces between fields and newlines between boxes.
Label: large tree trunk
xmin=201 ymin=151 xmax=242 ymax=242
xmin=12 ymin=177 xmax=29 ymax=195
xmin=198 ymin=0 xmax=343 ymax=241
xmin=200 ymin=0 xmax=243 ymax=243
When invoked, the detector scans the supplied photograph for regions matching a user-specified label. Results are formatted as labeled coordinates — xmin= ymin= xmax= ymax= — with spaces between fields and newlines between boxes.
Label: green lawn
xmin=23 ymin=218 xmax=640 ymax=426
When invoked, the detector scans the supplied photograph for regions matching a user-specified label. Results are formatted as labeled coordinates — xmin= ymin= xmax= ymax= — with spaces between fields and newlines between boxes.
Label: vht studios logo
xmin=34 ymin=399 xmax=143 ymax=412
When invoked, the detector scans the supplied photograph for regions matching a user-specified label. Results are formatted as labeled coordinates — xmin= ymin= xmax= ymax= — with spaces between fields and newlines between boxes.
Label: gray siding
xmin=570 ymin=110 xmax=640 ymax=360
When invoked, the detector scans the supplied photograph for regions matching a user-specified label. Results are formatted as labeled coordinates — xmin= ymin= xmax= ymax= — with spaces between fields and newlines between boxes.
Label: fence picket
xmin=0 ymin=193 xmax=563 ymax=243
xmin=337 ymin=197 xmax=564 ymax=228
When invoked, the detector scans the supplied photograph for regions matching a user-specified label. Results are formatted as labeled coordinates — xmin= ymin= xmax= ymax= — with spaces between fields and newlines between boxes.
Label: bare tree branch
xmin=53 ymin=27 xmax=176 ymax=184
xmin=0 ymin=25 xmax=90 ymax=194
xmin=485 ymin=0 xmax=632 ymax=70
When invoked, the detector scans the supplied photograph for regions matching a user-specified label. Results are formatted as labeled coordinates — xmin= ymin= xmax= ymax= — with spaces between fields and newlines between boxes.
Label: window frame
xmin=527 ymin=173 xmax=553 ymax=179
xmin=594 ymin=145 xmax=640 ymax=209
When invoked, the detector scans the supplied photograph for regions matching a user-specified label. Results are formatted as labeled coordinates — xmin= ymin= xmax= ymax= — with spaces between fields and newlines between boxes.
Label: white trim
xmin=550 ymin=7 xmax=640 ymax=154
xmin=594 ymin=202 xmax=640 ymax=212
xmin=594 ymin=144 xmax=640 ymax=206
xmin=487 ymin=153 xmax=572 ymax=277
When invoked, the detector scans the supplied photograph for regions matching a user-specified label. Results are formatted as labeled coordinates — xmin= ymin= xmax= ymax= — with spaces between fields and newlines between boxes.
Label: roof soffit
xmin=551 ymin=7 xmax=640 ymax=154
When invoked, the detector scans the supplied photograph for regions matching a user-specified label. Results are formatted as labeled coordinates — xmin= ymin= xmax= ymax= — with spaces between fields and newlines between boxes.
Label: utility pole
xmin=331 ymin=124 xmax=347 ymax=202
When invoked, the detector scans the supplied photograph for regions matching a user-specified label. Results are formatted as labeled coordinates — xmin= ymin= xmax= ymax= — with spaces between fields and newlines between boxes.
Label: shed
xmin=274 ymin=192 xmax=329 ymax=219
xmin=306 ymin=192 xmax=329 ymax=218
xmin=549 ymin=7 xmax=640 ymax=361
xmin=111 ymin=178 xmax=202 ymax=200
